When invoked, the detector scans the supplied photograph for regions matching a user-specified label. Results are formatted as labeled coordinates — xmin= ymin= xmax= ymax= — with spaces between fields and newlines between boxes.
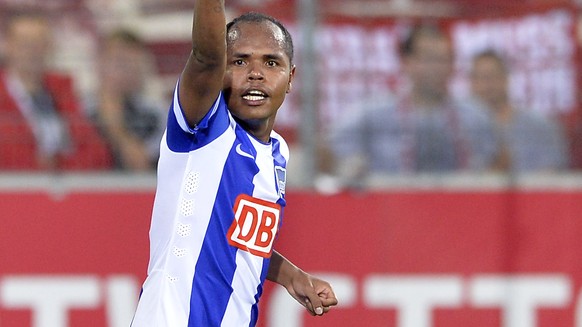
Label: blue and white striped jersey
xmin=131 ymin=83 xmax=289 ymax=327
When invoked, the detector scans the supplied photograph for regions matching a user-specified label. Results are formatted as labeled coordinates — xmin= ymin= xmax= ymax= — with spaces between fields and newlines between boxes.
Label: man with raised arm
xmin=130 ymin=1 xmax=338 ymax=326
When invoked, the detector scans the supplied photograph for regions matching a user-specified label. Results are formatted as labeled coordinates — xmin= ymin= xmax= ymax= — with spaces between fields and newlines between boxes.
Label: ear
xmin=286 ymin=65 xmax=296 ymax=94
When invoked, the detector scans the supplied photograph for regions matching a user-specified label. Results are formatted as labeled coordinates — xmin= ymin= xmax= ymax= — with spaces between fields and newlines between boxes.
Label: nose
xmin=247 ymin=62 xmax=264 ymax=81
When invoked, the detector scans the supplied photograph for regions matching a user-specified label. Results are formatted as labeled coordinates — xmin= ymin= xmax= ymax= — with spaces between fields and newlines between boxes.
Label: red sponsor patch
xmin=227 ymin=194 xmax=281 ymax=258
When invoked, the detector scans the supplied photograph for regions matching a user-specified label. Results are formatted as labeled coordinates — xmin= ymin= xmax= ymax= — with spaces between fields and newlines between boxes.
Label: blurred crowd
xmin=321 ymin=23 xmax=577 ymax=190
xmin=0 ymin=9 xmax=166 ymax=172
xmin=0 ymin=5 xmax=581 ymax=186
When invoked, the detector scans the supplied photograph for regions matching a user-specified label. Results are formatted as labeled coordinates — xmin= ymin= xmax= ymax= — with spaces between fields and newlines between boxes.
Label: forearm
xmin=97 ymin=93 xmax=134 ymax=146
xmin=98 ymin=108 xmax=148 ymax=166
xmin=267 ymin=250 xmax=302 ymax=287
xmin=191 ymin=0 xmax=226 ymax=65
xmin=268 ymin=250 xmax=338 ymax=316
xmin=180 ymin=0 xmax=227 ymax=126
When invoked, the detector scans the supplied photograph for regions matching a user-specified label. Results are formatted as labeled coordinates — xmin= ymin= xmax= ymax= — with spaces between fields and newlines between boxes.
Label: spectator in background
xmin=325 ymin=23 xmax=496 ymax=188
xmin=469 ymin=50 xmax=569 ymax=173
xmin=87 ymin=28 xmax=165 ymax=171
xmin=0 ymin=11 xmax=112 ymax=170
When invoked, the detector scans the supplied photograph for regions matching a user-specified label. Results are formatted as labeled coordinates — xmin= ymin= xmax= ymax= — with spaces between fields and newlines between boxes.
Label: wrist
xmin=280 ymin=265 xmax=303 ymax=289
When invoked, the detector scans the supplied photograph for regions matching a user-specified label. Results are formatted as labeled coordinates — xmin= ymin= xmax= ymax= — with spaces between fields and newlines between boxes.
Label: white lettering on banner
xmin=106 ymin=276 xmax=140 ymax=327
xmin=279 ymin=8 xmax=576 ymax=133
xmin=364 ymin=275 xmax=463 ymax=327
xmin=0 ymin=275 xmax=139 ymax=327
xmin=1 ymin=276 xmax=99 ymax=327
xmin=0 ymin=274 xmax=578 ymax=326
xmin=317 ymin=25 xmax=402 ymax=124
xmin=259 ymin=23 xmax=404 ymax=130
xmin=451 ymin=9 xmax=575 ymax=116
xmin=267 ymin=273 xmax=577 ymax=327
xmin=470 ymin=275 xmax=571 ymax=327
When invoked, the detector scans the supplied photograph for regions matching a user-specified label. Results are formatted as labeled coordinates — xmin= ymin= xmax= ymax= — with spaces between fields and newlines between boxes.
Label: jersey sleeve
xmin=171 ymin=80 xmax=222 ymax=134
xmin=165 ymin=80 xmax=230 ymax=152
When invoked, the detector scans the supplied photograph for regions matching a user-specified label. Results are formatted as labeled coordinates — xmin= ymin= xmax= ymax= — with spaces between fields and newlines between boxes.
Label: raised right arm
xmin=178 ymin=0 xmax=227 ymax=127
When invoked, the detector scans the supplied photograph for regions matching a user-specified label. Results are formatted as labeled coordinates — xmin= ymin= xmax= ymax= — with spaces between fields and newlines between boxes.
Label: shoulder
xmin=452 ymin=97 xmax=492 ymax=123
xmin=270 ymin=130 xmax=290 ymax=159
xmin=360 ymin=95 xmax=398 ymax=117
xmin=453 ymin=96 xmax=487 ymax=112
xmin=334 ymin=95 xmax=397 ymax=130
xmin=166 ymin=89 xmax=231 ymax=152
xmin=514 ymin=109 xmax=563 ymax=133
xmin=172 ymin=82 xmax=228 ymax=133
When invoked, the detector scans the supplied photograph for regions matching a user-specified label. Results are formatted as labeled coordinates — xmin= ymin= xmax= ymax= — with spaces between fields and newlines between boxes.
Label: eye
xmin=233 ymin=59 xmax=245 ymax=66
xmin=266 ymin=60 xmax=278 ymax=67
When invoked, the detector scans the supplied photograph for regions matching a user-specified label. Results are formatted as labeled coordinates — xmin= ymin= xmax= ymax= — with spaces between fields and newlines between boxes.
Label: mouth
xmin=242 ymin=89 xmax=268 ymax=104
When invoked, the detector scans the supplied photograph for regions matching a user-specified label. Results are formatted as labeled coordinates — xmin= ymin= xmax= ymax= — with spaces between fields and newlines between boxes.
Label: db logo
xmin=227 ymin=194 xmax=281 ymax=258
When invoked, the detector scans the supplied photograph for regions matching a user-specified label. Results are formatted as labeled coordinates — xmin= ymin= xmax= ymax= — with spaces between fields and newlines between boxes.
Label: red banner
xmin=259 ymin=189 xmax=582 ymax=327
xmin=1 ymin=181 xmax=581 ymax=327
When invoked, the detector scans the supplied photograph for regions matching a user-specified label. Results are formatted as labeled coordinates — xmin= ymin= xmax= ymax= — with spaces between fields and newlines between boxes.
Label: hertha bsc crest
xmin=275 ymin=166 xmax=286 ymax=197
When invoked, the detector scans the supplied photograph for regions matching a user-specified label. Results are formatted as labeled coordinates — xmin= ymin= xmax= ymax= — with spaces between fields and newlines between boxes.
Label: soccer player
xmin=130 ymin=1 xmax=338 ymax=326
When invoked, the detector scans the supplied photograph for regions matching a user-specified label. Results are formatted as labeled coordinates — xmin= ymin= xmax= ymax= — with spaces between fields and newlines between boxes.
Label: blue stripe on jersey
xmin=188 ymin=124 xmax=263 ymax=326
xmin=166 ymin=96 xmax=230 ymax=153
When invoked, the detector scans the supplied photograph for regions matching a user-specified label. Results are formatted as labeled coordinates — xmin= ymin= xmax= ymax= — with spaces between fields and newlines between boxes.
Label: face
xmin=101 ymin=39 xmax=146 ymax=93
xmin=404 ymin=34 xmax=452 ymax=100
xmin=470 ymin=56 xmax=508 ymax=110
xmin=223 ymin=21 xmax=295 ymax=132
xmin=5 ymin=17 xmax=52 ymax=76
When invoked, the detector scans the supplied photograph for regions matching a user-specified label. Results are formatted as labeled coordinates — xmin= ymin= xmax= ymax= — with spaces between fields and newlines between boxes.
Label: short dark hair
xmin=226 ymin=12 xmax=294 ymax=64
xmin=3 ymin=9 xmax=50 ymax=36
xmin=472 ymin=49 xmax=509 ymax=74
xmin=399 ymin=23 xmax=448 ymax=57
xmin=105 ymin=28 xmax=144 ymax=48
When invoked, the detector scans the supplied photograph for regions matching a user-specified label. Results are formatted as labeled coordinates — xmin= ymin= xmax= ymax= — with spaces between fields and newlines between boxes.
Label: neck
xmin=412 ymin=92 xmax=447 ymax=109
xmin=493 ymin=103 xmax=513 ymax=125
xmin=234 ymin=117 xmax=273 ymax=143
